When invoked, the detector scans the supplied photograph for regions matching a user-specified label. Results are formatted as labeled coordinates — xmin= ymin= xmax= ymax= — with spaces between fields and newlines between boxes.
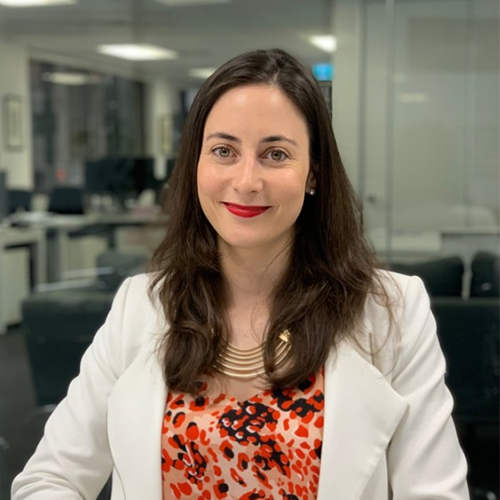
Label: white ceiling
xmin=0 ymin=0 xmax=335 ymax=87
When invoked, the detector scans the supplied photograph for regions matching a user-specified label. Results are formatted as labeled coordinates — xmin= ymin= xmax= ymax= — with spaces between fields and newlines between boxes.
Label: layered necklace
xmin=213 ymin=329 xmax=291 ymax=380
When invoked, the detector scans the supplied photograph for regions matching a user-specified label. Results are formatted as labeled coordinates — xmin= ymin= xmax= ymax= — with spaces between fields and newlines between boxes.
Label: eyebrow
xmin=205 ymin=132 xmax=241 ymax=143
xmin=205 ymin=132 xmax=297 ymax=147
xmin=261 ymin=135 xmax=298 ymax=147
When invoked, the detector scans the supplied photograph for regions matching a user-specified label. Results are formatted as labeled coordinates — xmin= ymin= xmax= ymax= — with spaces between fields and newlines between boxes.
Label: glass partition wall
xmin=332 ymin=0 xmax=499 ymax=495
xmin=346 ymin=0 xmax=499 ymax=266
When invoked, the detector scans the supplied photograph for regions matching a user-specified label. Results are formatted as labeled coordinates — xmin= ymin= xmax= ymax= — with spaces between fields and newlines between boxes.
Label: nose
xmin=232 ymin=154 xmax=263 ymax=193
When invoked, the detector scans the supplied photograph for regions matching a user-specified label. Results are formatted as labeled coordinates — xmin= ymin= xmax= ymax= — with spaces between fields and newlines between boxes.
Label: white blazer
xmin=12 ymin=272 xmax=469 ymax=500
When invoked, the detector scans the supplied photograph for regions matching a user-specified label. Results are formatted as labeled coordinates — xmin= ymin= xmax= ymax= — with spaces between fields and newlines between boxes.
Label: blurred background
xmin=0 ymin=0 xmax=498 ymax=498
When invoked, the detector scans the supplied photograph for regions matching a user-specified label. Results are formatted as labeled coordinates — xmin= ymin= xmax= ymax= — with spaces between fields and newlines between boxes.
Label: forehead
xmin=203 ymin=85 xmax=308 ymax=140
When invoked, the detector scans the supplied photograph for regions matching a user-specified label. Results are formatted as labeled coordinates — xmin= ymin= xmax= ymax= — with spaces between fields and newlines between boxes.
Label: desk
xmin=369 ymin=227 xmax=500 ymax=261
xmin=368 ymin=229 xmax=442 ymax=258
xmin=0 ymin=226 xmax=47 ymax=335
xmin=441 ymin=227 xmax=500 ymax=261
xmin=11 ymin=212 xmax=168 ymax=282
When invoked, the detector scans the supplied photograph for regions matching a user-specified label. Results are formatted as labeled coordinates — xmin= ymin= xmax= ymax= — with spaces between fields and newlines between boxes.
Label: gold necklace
xmin=213 ymin=330 xmax=291 ymax=379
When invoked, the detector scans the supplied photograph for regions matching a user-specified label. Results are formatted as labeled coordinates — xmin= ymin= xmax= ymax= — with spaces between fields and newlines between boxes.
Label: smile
xmin=223 ymin=202 xmax=270 ymax=218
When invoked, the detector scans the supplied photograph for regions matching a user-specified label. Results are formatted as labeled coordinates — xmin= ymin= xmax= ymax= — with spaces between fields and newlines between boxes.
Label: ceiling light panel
xmin=97 ymin=44 xmax=178 ymax=61
xmin=309 ymin=35 xmax=337 ymax=53
xmin=154 ymin=0 xmax=230 ymax=6
xmin=188 ymin=68 xmax=216 ymax=79
xmin=42 ymin=72 xmax=102 ymax=85
xmin=0 ymin=0 xmax=76 ymax=6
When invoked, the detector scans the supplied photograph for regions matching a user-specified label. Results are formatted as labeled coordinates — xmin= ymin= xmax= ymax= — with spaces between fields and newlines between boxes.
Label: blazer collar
xmin=108 ymin=340 xmax=407 ymax=500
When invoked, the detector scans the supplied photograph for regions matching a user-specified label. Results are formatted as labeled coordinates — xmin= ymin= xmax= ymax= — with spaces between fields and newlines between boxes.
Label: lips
xmin=223 ymin=202 xmax=270 ymax=218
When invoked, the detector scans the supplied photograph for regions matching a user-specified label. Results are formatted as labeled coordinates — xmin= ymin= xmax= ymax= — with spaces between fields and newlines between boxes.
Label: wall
xmin=389 ymin=0 xmax=499 ymax=230
xmin=0 ymin=38 xmax=33 ymax=189
xmin=0 ymin=39 xmax=32 ymax=323
xmin=331 ymin=0 xmax=366 ymax=192
xmin=144 ymin=79 xmax=177 ymax=181
xmin=332 ymin=0 xmax=499 ymax=248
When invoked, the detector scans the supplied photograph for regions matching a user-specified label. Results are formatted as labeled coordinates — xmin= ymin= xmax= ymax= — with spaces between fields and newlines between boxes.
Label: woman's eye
xmin=213 ymin=146 xmax=232 ymax=158
xmin=268 ymin=149 xmax=287 ymax=162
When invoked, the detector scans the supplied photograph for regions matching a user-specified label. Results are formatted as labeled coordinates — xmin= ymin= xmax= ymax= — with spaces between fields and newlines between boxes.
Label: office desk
xmin=12 ymin=212 xmax=168 ymax=282
xmin=368 ymin=229 xmax=442 ymax=259
xmin=85 ymin=212 xmax=169 ymax=247
xmin=441 ymin=227 xmax=500 ymax=261
xmin=0 ymin=226 xmax=47 ymax=335
xmin=369 ymin=227 xmax=500 ymax=261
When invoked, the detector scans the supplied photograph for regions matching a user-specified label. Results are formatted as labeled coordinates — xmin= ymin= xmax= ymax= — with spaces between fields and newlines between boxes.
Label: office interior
xmin=0 ymin=0 xmax=498 ymax=498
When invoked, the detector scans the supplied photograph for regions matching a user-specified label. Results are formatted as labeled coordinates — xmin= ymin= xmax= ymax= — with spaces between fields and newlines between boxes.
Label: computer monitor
xmin=0 ymin=171 xmax=8 ymax=222
xmin=84 ymin=157 xmax=157 ymax=207
xmin=48 ymin=187 xmax=85 ymax=215
xmin=8 ymin=189 xmax=32 ymax=214
xmin=84 ymin=159 xmax=110 ymax=195
xmin=128 ymin=157 xmax=156 ymax=194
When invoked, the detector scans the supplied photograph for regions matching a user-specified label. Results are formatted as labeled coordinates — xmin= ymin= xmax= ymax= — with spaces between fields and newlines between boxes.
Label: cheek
xmin=277 ymin=172 xmax=308 ymax=205
xmin=197 ymin=162 xmax=217 ymax=200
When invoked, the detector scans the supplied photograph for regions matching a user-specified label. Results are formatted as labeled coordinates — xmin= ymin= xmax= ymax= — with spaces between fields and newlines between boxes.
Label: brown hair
xmin=150 ymin=48 xmax=387 ymax=394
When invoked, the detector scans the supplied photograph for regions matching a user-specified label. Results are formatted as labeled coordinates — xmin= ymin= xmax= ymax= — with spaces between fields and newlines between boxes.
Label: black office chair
xmin=389 ymin=256 xmax=465 ymax=297
xmin=432 ymin=297 xmax=499 ymax=424
xmin=470 ymin=252 xmax=500 ymax=298
xmin=22 ymin=250 xmax=147 ymax=406
xmin=0 ymin=436 xmax=8 ymax=497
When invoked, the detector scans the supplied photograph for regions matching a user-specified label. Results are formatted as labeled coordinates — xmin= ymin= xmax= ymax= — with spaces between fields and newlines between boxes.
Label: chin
xmin=218 ymin=232 xmax=292 ymax=254
xmin=220 ymin=238 xmax=266 ymax=252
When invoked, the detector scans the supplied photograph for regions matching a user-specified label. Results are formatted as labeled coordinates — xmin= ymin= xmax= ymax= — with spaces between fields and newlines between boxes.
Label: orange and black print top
xmin=161 ymin=370 xmax=324 ymax=500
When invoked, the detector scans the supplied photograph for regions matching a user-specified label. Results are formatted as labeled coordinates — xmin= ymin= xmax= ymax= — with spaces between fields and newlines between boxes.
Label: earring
xmin=307 ymin=188 xmax=316 ymax=196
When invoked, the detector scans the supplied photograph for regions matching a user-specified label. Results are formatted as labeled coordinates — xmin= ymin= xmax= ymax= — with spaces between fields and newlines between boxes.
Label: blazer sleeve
xmin=387 ymin=275 xmax=469 ymax=499
xmin=11 ymin=277 xmax=139 ymax=500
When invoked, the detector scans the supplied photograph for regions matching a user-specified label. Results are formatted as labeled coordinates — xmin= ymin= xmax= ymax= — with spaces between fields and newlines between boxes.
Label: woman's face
xmin=197 ymin=84 xmax=314 ymax=257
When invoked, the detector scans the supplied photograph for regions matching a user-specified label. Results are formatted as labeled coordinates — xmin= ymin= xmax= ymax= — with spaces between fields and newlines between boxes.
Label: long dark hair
xmin=151 ymin=48 xmax=387 ymax=394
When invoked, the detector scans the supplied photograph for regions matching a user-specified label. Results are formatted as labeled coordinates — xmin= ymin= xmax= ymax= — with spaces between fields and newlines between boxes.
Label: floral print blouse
xmin=161 ymin=370 xmax=325 ymax=500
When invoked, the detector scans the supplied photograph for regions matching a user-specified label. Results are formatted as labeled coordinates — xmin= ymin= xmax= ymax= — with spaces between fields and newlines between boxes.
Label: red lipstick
xmin=223 ymin=202 xmax=270 ymax=218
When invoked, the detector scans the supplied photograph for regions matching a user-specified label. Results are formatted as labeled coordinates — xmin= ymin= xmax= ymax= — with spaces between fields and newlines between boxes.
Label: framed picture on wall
xmin=2 ymin=94 xmax=23 ymax=151
xmin=158 ymin=114 xmax=172 ymax=156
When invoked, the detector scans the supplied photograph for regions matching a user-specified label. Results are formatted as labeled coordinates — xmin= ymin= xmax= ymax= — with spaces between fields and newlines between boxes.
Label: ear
xmin=306 ymin=168 xmax=317 ymax=191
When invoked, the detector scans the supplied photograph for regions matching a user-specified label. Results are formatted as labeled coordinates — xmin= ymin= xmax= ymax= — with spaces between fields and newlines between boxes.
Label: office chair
xmin=470 ymin=252 xmax=500 ymax=298
xmin=0 ymin=436 xmax=8 ymax=497
xmin=432 ymin=298 xmax=499 ymax=425
xmin=389 ymin=256 xmax=465 ymax=297
xmin=22 ymin=250 xmax=148 ymax=406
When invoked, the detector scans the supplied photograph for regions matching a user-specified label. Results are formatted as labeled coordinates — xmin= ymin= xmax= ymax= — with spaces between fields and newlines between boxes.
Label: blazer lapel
xmin=106 ymin=334 xmax=407 ymax=500
xmin=317 ymin=343 xmax=408 ymax=500
xmin=107 ymin=342 xmax=167 ymax=500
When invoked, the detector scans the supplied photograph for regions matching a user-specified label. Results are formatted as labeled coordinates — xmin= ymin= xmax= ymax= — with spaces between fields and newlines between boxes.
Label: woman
xmin=12 ymin=49 xmax=468 ymax=500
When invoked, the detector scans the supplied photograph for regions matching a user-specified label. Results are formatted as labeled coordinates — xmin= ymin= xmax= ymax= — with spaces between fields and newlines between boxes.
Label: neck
xmin=220 ymin=243 xmax=291 ymax=309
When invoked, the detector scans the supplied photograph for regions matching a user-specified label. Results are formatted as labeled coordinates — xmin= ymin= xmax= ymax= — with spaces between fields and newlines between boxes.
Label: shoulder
xmin=374 ymin=268 xmax=426 ymax=299
xmin=111 ymin=273 xmax=161 ymax=322
xmin=359 ymin=269 xmax=433 ymax=375
xmin=107 ymin=272 xmax=167 ymax=367
xmin=363 ymin=269 xmax=428 ymax=327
